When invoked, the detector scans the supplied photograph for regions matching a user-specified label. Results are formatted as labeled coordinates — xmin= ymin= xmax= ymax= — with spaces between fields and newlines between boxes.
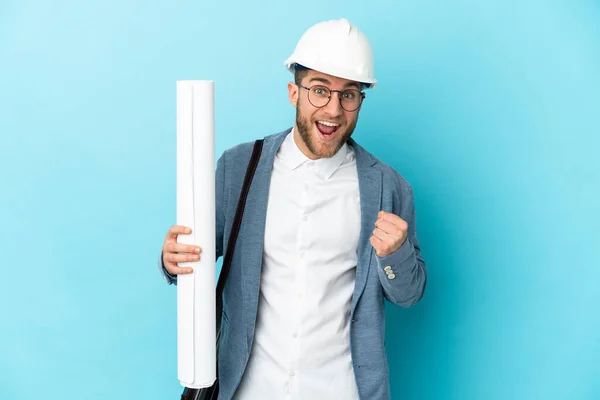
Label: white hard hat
xmin=284 ymin=18 xmax=377 ymax=88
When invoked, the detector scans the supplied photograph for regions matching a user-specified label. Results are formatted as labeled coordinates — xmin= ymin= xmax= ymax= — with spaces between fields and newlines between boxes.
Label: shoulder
xmin=349 ymin=139 xmax=413 ymax=196
xmin=220 ymin=128 xmax=289 ymax=163
xmin=221 ymin=139 xmax=256 ymax=161
xmin=378 ymin=158 xmax=414 ymax=197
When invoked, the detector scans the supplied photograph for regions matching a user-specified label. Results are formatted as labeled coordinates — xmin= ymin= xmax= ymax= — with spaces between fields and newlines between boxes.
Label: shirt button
xmin=300 ymin=252 xmax=304 ymax=258
xmin=303 ymin=215 xmax=308 ymax=222
xmin=289 ymin=371 xmax=295 ymax=376
xmin=293 ymin=332 xmax=298 ymax=338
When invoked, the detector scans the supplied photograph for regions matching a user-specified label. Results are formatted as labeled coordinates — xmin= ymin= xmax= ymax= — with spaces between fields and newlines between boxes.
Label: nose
xmin=323 ymin=92 xmax=344 ymax=117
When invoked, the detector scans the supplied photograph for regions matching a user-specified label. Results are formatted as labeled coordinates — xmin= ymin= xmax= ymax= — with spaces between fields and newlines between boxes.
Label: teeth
xmin=317 ymin=121 xmax=340 ymax=127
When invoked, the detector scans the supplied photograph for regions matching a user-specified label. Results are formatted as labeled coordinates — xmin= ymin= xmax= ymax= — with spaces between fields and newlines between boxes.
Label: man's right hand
xmin=162 ymin=225 xmax=202 ymax=275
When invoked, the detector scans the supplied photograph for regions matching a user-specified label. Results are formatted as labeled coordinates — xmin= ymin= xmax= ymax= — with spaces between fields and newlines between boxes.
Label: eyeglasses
xmin=298 ymin=84 xmax=365 ymax=112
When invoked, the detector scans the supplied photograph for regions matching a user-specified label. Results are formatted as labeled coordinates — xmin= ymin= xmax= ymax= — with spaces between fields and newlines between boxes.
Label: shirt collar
xmin=279 ymin=127 xmax=348 ymax=180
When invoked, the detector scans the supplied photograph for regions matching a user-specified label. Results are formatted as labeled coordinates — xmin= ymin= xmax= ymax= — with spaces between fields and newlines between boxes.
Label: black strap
xmin=216 ymin=139 xmax=264 ymax=311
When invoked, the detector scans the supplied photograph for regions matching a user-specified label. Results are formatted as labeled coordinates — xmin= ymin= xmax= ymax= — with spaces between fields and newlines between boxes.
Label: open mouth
xmin=315 ymin=120 xmax=340 ymax=140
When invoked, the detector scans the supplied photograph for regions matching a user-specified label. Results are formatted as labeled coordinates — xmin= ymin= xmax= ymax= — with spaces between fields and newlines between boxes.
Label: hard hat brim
xmin=284 ymin=60 xmax=377 ymax=89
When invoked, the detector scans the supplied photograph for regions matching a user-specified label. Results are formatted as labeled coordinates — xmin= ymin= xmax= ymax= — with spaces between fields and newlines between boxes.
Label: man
xmin=160 ymin=18 xmax=427 ymax=400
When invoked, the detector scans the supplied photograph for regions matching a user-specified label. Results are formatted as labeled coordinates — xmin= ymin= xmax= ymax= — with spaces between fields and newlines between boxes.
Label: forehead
xmin=304 ymin=70 xmax=362 ymax=89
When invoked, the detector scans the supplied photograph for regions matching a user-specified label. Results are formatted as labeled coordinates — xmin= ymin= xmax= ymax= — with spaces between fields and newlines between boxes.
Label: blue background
xmin=1 ymin=1 xmax=599 ymax=399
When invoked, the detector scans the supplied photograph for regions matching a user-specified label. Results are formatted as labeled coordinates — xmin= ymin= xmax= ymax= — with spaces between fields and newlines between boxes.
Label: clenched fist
xmin=370 ymin=211 xmax=408 ymax=257
xmin=162 ymin=225 xmax=202 ymax=275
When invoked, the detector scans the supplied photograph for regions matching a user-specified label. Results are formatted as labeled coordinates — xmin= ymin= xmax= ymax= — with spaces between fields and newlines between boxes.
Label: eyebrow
xmin=308 ymin=77 xmax=361 ymax=90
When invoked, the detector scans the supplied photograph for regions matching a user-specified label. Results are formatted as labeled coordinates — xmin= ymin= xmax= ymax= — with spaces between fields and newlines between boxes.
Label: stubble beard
xmin=295 ymin=102 xmax=358 ymax=159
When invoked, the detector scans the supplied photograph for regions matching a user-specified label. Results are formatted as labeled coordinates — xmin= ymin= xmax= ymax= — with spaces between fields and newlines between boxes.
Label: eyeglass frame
xmin=297 ymin=83 xmax=366 ymax=112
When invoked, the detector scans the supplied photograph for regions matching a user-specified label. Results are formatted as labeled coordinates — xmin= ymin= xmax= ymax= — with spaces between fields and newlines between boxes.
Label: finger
xmin=165 ymin=264 xmax=194 ymax=275
xmin=165 ymin=242 xmax=202 ymax=254
xmin=379 ymin=212 xmax=408 ymax=230
xmin=374 ymin=219 xmax=400 ymax=236
xmin=372 ymin=227 xmax=391 ymax=242
xmin=370 ymin=235 xmax=383 ymax=248
xmin=166 ymin=252 xmax=201 ymax=264
xmin=167 ymin=225 xmax=192 ymax=241
xmin=370 ymin=235 xmax=386 ymax=256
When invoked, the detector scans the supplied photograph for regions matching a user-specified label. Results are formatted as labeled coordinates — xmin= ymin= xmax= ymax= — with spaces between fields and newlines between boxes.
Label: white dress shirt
xmin=233 ymin=129 xmax=362 ymax=400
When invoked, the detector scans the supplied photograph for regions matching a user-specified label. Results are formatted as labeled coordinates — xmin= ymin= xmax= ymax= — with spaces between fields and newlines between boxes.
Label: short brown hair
xmin=294 ymin=68 xmax=309 ymax=85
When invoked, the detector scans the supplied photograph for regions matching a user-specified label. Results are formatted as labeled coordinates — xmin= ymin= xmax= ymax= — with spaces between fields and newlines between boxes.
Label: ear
xmin=288 ymin=82 xmax=299 ymax=107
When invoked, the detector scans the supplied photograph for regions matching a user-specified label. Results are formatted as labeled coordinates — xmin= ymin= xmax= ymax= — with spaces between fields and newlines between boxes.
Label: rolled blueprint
xmin=176 ymin=80 xmax=216 ymax=388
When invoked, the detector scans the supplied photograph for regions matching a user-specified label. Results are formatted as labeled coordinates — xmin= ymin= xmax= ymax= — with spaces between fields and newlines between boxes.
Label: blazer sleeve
xmin=159 ymin=151 xmax=227 ymax=285
xmin=375 ymin=184 xmax=427 ymax=307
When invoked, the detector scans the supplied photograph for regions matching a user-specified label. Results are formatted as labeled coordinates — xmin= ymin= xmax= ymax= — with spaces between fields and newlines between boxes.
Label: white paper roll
xmin=176 ymin=80 xmax=216 ymax=389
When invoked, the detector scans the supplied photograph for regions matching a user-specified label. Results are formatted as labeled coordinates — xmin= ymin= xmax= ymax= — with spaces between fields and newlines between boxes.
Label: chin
xmin=309 ymin=125 xmax=346 ymax=158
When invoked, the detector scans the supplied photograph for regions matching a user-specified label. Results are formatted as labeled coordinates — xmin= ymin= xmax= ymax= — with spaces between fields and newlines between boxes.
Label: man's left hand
xmin=370 ymin=211 xmax=408 ymax=257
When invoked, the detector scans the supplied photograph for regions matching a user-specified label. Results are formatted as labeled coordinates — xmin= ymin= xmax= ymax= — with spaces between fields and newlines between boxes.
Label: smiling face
xmin=288 ymin=69 xmax=364 ymax=160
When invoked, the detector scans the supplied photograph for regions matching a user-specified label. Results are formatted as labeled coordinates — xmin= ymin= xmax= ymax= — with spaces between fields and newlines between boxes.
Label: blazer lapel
xmin=240 ymin=128 xmax=290 ymax=349
xmin=349 ymin=138 xmax=382 ymax=314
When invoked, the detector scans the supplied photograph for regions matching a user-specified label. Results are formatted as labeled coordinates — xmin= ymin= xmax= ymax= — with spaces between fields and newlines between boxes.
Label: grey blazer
xmin=161 ymin=127 xmax=427 ymax=400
